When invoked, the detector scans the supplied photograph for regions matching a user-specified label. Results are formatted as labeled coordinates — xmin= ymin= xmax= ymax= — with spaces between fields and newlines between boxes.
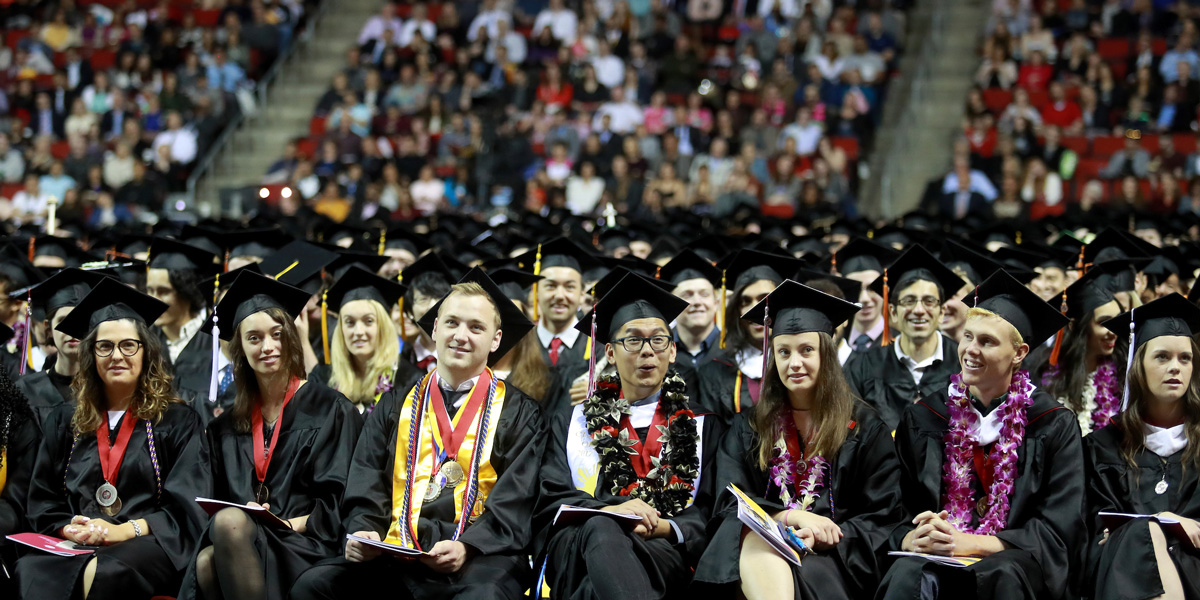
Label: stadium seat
xmin=1061 ymin=136 xmax=1089 ymax=155
xmin=1096 ymin=38 xmax=1130 ymax=61
xmin=1091 ymin=136 xmax=1125 ymax=157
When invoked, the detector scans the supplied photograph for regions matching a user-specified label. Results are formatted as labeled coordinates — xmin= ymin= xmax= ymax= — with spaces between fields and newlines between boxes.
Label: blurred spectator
xmin=152 ymin=111 xmax=198 ymax=165
xmin=1160 ymin=34 xmax=1199 ymax=84
xmin=358 ymin=3 xmax=403 ymax=47
xmin=0 ymin=134 xmax=26 ymax=183
xmin=11 ymin=173 xmax=56 ymax=223
xmin=104 ymin=142 xmax=138 ymax=189
xmin=40 ymin=160 xmax=76 ymax=202
xmin=566 ymin=161 xmax=605 ymax=214
xmin=1101 ymin=131 xmax=1151 ymax=179
xmin=779 ymin=106 xmax=823 ymax=156
xmin=534 ymin=0 xmax=579 ymax=44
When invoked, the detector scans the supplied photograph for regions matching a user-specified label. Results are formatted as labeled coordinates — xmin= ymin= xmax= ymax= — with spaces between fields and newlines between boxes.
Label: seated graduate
xmin=179 ymin=269 xmax=363 ymax=600
xmin=698 ymin=249 xmax=803 ymax=424
xmin=1038 ymin=260 xmax=1134 ymax=436
xmin=693 ymin=280 xmax=903 ymax=599
xmin=18 ymin=278 xmax=209 ymax=600
xmin=16 ymin=268 xmax=113 ymax=427
xmin=393 ymin=253 xmax=461 ymax=377
xmin=0 ymin=244 xmax=47 ymax=378
xmin=938 ymin=240 xmax=1011 ymax=346
xmin=843 ymin=246 xmax=966 ymax=431
xmin=878 ymin=269 xmax=1084 ymax=600
xmin=289 ymin=267 xmax=545 ymax=600
xmin=829 ymin=237 xmax=899 ymax=364
xmin=321 ymin=266 xmax=410 ymax=415
xmin=1085 ymin=294 xmax=1200 ymax=600
xmin=0 ymin=367 xmax=39 ymax=574
xmin=486 ymin=267 xmax=556 ymax=404
xmin=536 ymin=272 xmax=721 ymax=600
xmin=659 ymin=250 xmax=723 ymax=370
xmin=145 ymin=237 xmax=221 ymax=409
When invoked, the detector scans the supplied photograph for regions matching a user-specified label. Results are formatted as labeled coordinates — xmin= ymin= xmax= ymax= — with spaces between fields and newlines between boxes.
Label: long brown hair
xmin=1116 ymin=338 xmax=1200 ymax=470
xmin=71 ymin=319 xmax=180 ymax=434
xmin=504 ymin=322 xmax=551 ymax=401
xmin=1042 ymin=304 xmax=1128 ymax=413
xmin=751 ymin=331 xmax=855 ymax=470
xmin=227 ymin=307 xmax=307 ymax=434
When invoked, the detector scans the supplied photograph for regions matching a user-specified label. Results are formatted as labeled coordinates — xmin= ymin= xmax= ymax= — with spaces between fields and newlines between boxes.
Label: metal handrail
xmin=184 ymin=1 xmax=333 ymax=215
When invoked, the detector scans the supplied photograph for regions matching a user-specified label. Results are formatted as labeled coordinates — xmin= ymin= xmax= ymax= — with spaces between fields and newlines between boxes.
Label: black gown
xmin=167 ymin=329 xmax=216 ymax=412
xmin=842 ymin=334 xmax=962 ymax=431
xmin=1084 ymin=424 xmax=1200 ymax=600
xmin=696 ymin=347 xmax=763 ymax=426
xmin=307 ymin=361 xmax=423 ymax=415
xmin=0 ymin=402 xmax=40 ymax=540
xmin=877 ymin=387 xmax=1086 ymax=600
xmin=177 ymin=382 xmax=363 ymax=600
xmin=535 ymin=387 xmax=723 ymax=600
xmin=693 ymin=411 xmax=902 ymax=599
xmin=289 ymin=381 xmax=547 ymax=600
xmin=15 ymin=365 xmax=74 ymax=431
xmin=17 ymin=402 xmax=210 ymax=600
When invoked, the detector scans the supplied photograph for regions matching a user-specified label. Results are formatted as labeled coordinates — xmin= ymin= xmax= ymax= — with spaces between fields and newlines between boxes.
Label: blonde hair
xmin=329 ymin=299 xmax=400 ymax=408
xmin=442 ymin=282 xmax=502 ymax=331
xmin=965 ymin=307 xmax=1024 ymax=350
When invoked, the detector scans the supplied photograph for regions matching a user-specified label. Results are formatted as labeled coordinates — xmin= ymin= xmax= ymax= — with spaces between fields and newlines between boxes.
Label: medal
xmin=976 ymin=496 xmax=989 ymax=517
xmin=424 ymin=473 xmax=448 ymax=503
xmin=212 ymin=406 xmax=224 ymax=418
xmin=1156 ymin=479 xmax=1169 ymax=495
xmin=441 ymin=460 xmax=464 ymax=487
xmin=96 ymin=482 xmax=121 ymax=516
xmin=96 ymin=413 xmax=138 ymax=519
xmin=254 ymin=482 xmax=270 ymax=504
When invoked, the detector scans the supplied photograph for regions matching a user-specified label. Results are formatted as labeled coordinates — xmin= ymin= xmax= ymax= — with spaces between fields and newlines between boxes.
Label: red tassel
xmin=1076 ymin=246 xmax=1085 ymax=271
xmin=27 ymin=237 xmax=35 ymax=262
xmin=1049 ymin=289 xmax=1069 ymax=366
xmin=881 ymin=270 xmax=892 ymax=347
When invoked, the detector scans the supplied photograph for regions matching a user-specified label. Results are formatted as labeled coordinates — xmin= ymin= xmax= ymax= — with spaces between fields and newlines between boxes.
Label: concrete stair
xmin=193 ymin=0 xmax=382 ymax=215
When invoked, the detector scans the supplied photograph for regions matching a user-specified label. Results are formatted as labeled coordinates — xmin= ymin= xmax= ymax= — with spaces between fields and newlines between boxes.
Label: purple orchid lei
xmin=1090 ymin=361 xmax=1120 ymax=433
xmin=769 ymin=413 xmax=827 ymax=512
xmin=942 ymin=369 xmax=1034 ymax=535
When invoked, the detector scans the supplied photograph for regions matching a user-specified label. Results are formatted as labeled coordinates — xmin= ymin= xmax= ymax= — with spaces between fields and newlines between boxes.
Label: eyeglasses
xmin=612 ymin=335 xmax=672 ymax=353
xmin=94 ymin=339 xmax=144 ymax=358
xmin=896 ymin=296 xmax=942 ymax=310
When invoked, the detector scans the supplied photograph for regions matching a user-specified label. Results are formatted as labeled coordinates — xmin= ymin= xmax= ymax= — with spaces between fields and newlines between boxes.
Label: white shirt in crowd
xmin=592 ymin=101 xmax=644 ymax=134
xmin=533 ymin=8 xmax=578 ymax=42
xmin=153 ymin=127 xmax=198 ymax=164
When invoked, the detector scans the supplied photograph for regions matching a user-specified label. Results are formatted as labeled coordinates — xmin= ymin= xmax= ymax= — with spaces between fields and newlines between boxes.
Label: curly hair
xmin=71 ymin=319 xmax=180 ymax=434
xmin=0 ymin=367 xmax=34 ymax=466
xmin=227 ymin=307 xmax=307 ymax=434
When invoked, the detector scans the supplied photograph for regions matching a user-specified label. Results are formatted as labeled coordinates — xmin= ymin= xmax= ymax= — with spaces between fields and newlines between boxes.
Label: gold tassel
xmin=719 ymin=269 xmax=728 ymax=350
xmin=397 ymin=271 xmax=406 ymax=339
xmin=531 ymin=243 xmax=543 ymax=323
xmin=321 ymin=289 xmax=330 ymax=365
xmin=378 ymin=227 xmax=387 ymax=256
xmin=274 ymin=260 xmax=299 ymax=280
xmin=880 ymin=269 xmax=892 ymax=347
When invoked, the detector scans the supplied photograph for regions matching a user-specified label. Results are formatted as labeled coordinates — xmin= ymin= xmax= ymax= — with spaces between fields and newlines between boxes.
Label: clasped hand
xmin=903 ymin=510 xmax=961 ymax=556
xmin=62 ymin=515 xmax=127 ymax=546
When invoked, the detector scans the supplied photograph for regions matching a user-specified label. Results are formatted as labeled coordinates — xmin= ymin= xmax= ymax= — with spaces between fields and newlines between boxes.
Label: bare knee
xmin=81 ymin=557 xmax=98 ymax=600
xmin=196 ymin=546 xmax=215 ymax=575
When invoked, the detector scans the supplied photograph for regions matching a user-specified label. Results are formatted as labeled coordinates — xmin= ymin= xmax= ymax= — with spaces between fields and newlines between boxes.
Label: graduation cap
xmin=325 ymin=266 xmax=408 ymax=312
xmin=597 ymin=228 xmax=636 ymax=256
xmin=787 ymin=234 xmax=830 ymax=257
xmin=741 ymin=279 xmax=861 ymax=342
xmin=225 ymin=227 xmax=292 ymax=261
xmin=1043 ymin=260 xmax=1136 ymax=367
xmin=682 ymin=234 xmax=730 ymax=264
xmin=574 ymin=271 xmax=690 ymax=346
xmin=589 ymin=267 xmax=675 ymax=300
xmin=148 ymin=237 xmax=220 ymax=275
xmin=720 ymin=249 xmax=805 ymax=292
xmin=30 ymin=236 xmax=101 ymax=268
xmin=55 ymin=277 xmax=169 ymax=340
xmin=659 ymin=249 xmax=721 ymax=288
xmin=0 ymin=243 xmax=46 ymax=292
xmin=512 ymin=236 xmax=602 ymax=275
xmin=180 ymin=225 xmax=224 ymax=256
xmin=939 ymin=240 xmax=1004 ymax=288
xmin=1104 ymin=293 xmax=1200 ymax=409
xmin=326 ymin=249 xmax=390 ymax=281
xmin=831 ymin=237 xmax=899 ymax=277
xmin=486 ymin=267 xmax=542 ymax=302
xmin=971 ymin=269 xmax=1069 ymax=348
xmin=199 ymin=263 xmax=262 ymax=296
xmin=209 ymin=270 xmax=312 ymax=342
xmin=862 ymin=245 xmax=963 ymax=347
xmin=401 ymin=252 xmax=458 ymax=287
xmin=416 ymin=267 xmax=535 ymax=365
xmin=1084 ymin=228 xmax=1154 ymax=265
xmin=29 ymin=268 xmax=115 ymax=319
xmin=258 ymin=241 xmax=339 ymax=296
xmin=383 ymin=226 xmax=433 ymax=256
xmin=794 ymin=269 xmax=862 ymax=300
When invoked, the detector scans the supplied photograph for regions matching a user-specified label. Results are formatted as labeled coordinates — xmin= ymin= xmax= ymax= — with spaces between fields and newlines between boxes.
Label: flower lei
xmin=769 ymin=412 xmax=826 ymax=512
xmin=942 ymin=369 xmax=1034 ymax=535
xmin=363 ymin=363 xmax=398 ymax=417
xmin=585 ymin=369 xmax=699 ymax=517
xmin=1044 ymin=361 xmax=1119 ymax=436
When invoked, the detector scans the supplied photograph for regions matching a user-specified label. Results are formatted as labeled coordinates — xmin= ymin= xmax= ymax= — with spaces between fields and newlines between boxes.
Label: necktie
xmin=853 ymin=333 xmax=872 ymax=352
xmin=416 ymin=356 xmax=436 ymax=371
xmin=218 ymin=364 xmax=233 ymax=395
xmin=549 ymin=337 xmax=564 ymax=366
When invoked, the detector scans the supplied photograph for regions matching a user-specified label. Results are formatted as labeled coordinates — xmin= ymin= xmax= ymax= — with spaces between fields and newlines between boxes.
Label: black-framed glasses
xmin=612 ymin=335 xmax=672 ymax=353
xmin=94 ymin=339 xmax=144 ymax=358
xmin=896 ymin=296 xmax=941 ymax=310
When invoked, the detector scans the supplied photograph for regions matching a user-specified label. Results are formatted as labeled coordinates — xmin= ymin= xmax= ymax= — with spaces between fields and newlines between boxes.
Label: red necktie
xmin=549 ymin=338 xmax=563 ymax=366
xmin=416 ymin=356 xmax=436 ymax=371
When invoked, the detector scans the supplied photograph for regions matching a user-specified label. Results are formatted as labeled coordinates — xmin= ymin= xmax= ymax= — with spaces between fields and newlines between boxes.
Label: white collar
xmin=537 ymin=317 xmax=581 ymax=349
xmin=414 ymin=337 xmax=435 ymax=361
xmin=736 ymin=347 xmax=764 ymax=379
xmin=628 ymin=389 xmax=662 ymax=428
xmin=894 ymin=333 xmax=944 ymax=370
xmin=437 ymin=372 xmax=481 ymax=393
xmin=837 ymin=339 xmax=853 ymax=365
xmin=1145 ymin=423 xmax=1188 ymax=458
xmin=849 ymin=317 xmax=885 ymax=344
xmin=167 ymin=311 xmax=207 ymax=360
xmin=953 ymin=382 xmax=1006 ymax=446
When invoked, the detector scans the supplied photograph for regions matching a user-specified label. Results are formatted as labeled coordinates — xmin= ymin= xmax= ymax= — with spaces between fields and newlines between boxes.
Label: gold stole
xmin=0 ymin=448 xmax=7 ymax=497
xmin=384 ymin=370 xmax=505 ymax=547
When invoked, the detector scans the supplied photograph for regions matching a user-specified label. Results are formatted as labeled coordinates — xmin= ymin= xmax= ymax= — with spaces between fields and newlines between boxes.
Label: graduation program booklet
xmin=6 ymin=533 xmax=97 ymax=556
xmin=887 ymin=551 xmax=982 ymax=568
xmin=1099 ymin=512 xmax=1196 ymax=549
xmin=346 ymin=534 xmax=430 ymax=558
xmin=551 ymin=505 xmax=644 ymax=530
xmin=195 ymin=498 xmax=293 ymax=530
xmin=727 ymin=484 xmax=808 ymax=567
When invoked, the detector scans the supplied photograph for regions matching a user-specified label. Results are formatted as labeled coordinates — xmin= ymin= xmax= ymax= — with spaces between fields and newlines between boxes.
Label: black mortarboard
xmin=741 ymin=279 xmax=861 ymax=338
xmin=972 ymin=270 xmax=1069 ymax=347
xmin=31 ymin=236 xmax=101 ymax=268
xmin=597 ymin=228 xmax=635 ymax=255
xmin=589 ymin=267 xmax=674 ymax=300
xmin=1061 ymin=260 xmax=1135 ymax=320
xmin=486 ymin=267 xmax=542 ymax=302
xmin=209 ymin=270 xmax=311 ymax=342
xmin=0 ymin=321 xmax=11 ymax=345
xmin=574 ymin=272 xmax=690 ymax=344
xmin=384 ymin=226 xmax=433 ymax=255
xmin=787 ymin=234 xmax=831 ymax=257
xmin=867 ymin=245 xmax=964 ymax=300
xmin=720 ymin=249 xmax=805 ymax=292
xmin=512 ymin=237 xmax=602 ymax=275
xmin=682 ymin=234 xmax=729 ymax=264
xmin=199 ymin=263 xmax=262 ymax=295
xmin=226 ymin=227 xmax=292 ymax=260
xmin=326 ymin=266 xmax=407 ymax=311
xmin=326 ymin=249 xmax=389 ymax=281
xmin=148 ymin=237 xmax=219 ymax=275
xmin=794 ymin=269 xmax=862 ymax=300
xmin=180 ymin=225 xmax=223 ymax=256
xmin=1084 ymin=228 xmax=1154 ymax=265
xmin=400 ymin=253 xmax=457 ymax=286
xmin=659 ymin=249 xmax=721 ymax=288
xmin=939 ymin=240 xmax=1003 ymax=287
xmin=833 ymin=237 xmax=899 ymax=276
xmin=258 ymin=241 xmax=339 ymax=296
xmin=1104 ymin=293 xmax=1200 ymax=356
xmin=0 ymin=243 xmax=46 ymax=292
xmin=416 ymin=267 xmax=535 ymax=364
xmin=55 ymin=277 xmax=168 ymax=340
xmin=29 ymin=268 xmax=115 ymax=316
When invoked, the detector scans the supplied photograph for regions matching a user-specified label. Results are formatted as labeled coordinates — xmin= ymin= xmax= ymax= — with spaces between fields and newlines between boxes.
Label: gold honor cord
xmin=531 ymin=243 xmax=543 ymax=322
xmin=321 ymin=289 xmax=330 ymax=365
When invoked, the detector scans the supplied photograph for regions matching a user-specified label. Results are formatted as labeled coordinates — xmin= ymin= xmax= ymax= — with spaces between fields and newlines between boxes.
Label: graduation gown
xmin=1084 ymin=425 xmax=1200 ymax=600
xmin=164 ymin=329 xmax=216 ymax=414
xmin=292 ymin=381 xmax=547 ymax=600
xmin=18 ymin=402 xmax=210 ymax=600
xmin=878 ymin=387 xmax=1086 ymax=600
xmin=308 ymin=360 xmax=423 ymax=415
xmin=178 ymin=382 xmax=363 ymax=600
xmin=843 ymin=334 xmax=961 ymax=431
xmin=15 ymin=365 xmax=74 ymax=431
xmin=694 ymin=411 xmax=902 ymax=599
xmin=535 ymin=383 xmax=722 ymax=600
xmin=696 ymin=347 xmax=762 ymax=426
xmin=0 ymin=404 xmax=40 ymax=540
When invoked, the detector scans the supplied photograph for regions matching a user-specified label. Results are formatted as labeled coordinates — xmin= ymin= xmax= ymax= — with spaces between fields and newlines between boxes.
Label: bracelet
xmin=131 ymin=520 xmax=142 ymax=537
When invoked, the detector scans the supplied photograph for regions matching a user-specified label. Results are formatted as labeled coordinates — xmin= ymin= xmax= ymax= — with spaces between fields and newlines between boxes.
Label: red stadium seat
xmin=89 ymin=49 xmax=116 ymax=71
xmin=50 ymin=141 xmax=71 ymax=159
xmin=1075 ymin=158 xmax=1108 ymax=181
xmin=1152 ymin=38 xmax=1168 ymax=55
xmin=1138 ymin=178 xmax=1154 ymax=199
xmin=1096 ymin=38 xmax=1130 ymax=60
xmin=0 ymin=184 xmax=25 ymax=199
xmin=982 ymin=88 xmax=1012 ymax=114
xmin=193 ymin=9 xmax=222 ymax=27
xmin=1173 ymin=133 xmax=1198 ymax=154
xmin=309 ymin=116 xmax=326 ymax=137
xmin=1091 ymin=135 xmax=1125 ymax=157
xmin=1061 ymin=136 xmax=1089 ymax=155
xmin=1140 ymin=134 xmax=1160 ymax=153
xmin=6 ymin=30 xmax=29 ymax=51
xmin=1026 ymin=89 xmax=1050 ymax=109
xmin=1108 ymin=60 xmax=1128 ymax=81
xmin=295 ymin=137 xmax=318 ymax=159
xmin=831 ymin=136 xmax=859 ymax=160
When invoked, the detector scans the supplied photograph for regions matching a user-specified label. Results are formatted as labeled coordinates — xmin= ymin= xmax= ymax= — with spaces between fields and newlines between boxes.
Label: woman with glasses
xmin=694 ymin=281 xmax=902 ymax=599
xmin=181 ymin=271 xmax=362 ymax=600
xmin=17 ymin=278 xmax=209 ymax=600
